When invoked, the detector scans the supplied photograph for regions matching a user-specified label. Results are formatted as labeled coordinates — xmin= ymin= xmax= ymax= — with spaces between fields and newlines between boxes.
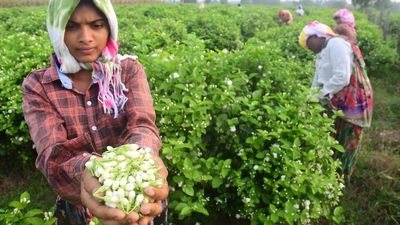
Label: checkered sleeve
xmin=119 ymin=59 xmax=162 ymax=154
xmin=22 ymin=72 xmax=94 ymax=204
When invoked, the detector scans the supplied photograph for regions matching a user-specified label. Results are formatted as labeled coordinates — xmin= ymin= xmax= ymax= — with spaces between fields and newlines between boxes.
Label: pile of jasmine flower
xmin=85 ymin=144 xmax=164 ymax=214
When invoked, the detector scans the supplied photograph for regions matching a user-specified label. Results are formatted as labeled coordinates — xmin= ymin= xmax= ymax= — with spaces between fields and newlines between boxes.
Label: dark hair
xmin=78 ymin=0 xmax=108 ymax=22
xmin=76 ymin=0 xmax=110 ymax=31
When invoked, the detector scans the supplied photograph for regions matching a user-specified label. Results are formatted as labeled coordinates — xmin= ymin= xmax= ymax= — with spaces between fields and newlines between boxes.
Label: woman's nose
xmin=78 ymin=26 xmax=93 ymax=44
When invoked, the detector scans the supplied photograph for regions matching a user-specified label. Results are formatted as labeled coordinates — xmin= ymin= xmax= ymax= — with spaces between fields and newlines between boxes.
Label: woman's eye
xmin=92 ymin=22 xmax=105 ymax=29
xmin=66 ymin=23 xmax=77 ymax=30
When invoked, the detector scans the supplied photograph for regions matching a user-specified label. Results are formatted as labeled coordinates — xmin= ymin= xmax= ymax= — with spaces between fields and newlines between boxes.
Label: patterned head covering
xmin=298 ymin=21 xmax=336 ymax=49
xmin=47 ymin=0 xmax=128 ymax=118
xmin=332 ymin=9 xmax=355 ymax=31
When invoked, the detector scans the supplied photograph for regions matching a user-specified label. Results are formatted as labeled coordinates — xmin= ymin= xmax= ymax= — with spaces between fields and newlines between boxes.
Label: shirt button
xmin=91 ymin=126 xmax=97 ymax=131
xmin=87 ymin=101 xmax=92 ymax=106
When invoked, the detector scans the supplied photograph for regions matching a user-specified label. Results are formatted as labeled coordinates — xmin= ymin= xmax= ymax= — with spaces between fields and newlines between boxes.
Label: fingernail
xmin=141 ymin=207 xmax=150 ymax=215
xmin=145 ymin=188 xmax=154 ymax=196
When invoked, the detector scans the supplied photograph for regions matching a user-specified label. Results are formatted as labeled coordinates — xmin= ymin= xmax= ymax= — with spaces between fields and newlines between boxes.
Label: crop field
xmin=0 ymin=3 xmax=399 ymax=225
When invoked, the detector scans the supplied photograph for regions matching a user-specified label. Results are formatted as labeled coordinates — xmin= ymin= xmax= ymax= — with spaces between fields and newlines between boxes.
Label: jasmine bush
xmin=0 ymin=4 xmax=396 ymax=224
xmin=0 ymin=192 xmax=56 ymax=225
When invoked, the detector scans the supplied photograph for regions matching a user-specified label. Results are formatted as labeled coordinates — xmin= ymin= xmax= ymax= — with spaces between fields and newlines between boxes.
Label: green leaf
xmin=20 ymin=192 xmax=30 ymax=202
xmin=333 ymin=207 xmax=344 ymax=223
xmin=25 ymin=209 xmax=43 ymax=217
xmin=193 ymin=202 xmax=209 ymax=216
xmin=211 ymin=177 xmax=223 ymax=188
xmin=44 ymin=218 xmax=57 ymax=225
xmin=180 ymin=206 xmax=193 ymax=217
xmin=182 ymin=183 xmax=194 ymax=196
xmin=9 ymin=201 xmax=23 ymax=209
xmin=23 ymin=217 xmax=44 ymax=225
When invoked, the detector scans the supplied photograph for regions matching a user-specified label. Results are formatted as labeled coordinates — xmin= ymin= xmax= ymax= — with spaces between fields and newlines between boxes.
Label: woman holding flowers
xmin=299 ymin=21 xmax=373 ymax=183
xmin=22 ymin=0 xmax=168 ymax=224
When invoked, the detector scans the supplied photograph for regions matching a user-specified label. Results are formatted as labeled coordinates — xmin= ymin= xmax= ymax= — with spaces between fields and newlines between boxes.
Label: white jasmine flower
xmin=230 ymin=126 xmax=236 ymax=132
xmin=304 ymin=200 xmax=311 ymax=210
xmin=172 ymin=72 xmax=180 ymax=79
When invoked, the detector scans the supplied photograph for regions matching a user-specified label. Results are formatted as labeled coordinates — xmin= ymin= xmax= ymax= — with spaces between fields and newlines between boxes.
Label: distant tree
xmin=324 ymin=0 xmax=347 ymax=8
xmin=352 ymin=0 xmax=390 ymax=9
xmin=300 ymin=0 xmax=314 ymax=6
xmin=352 ymin=0 xmax=374 ymax=9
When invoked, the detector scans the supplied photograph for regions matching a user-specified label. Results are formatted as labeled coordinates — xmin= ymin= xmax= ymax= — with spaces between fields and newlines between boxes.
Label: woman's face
xmin=334 ymin=17 xmax=341 ymax=25
xmin=306 ymin=36 xmax=326 ymax=54
xmin=64 ymin=3 xmax=109 ymax=63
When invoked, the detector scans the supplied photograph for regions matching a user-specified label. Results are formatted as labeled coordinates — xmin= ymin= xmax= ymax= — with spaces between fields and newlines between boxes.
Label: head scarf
xmin=47 ymin=0 xmax=127 ymax=118
xmin=332 ymin=9 xmax=355 ymax=31
xmin=299 ymin=21 xmax=336 ymax=49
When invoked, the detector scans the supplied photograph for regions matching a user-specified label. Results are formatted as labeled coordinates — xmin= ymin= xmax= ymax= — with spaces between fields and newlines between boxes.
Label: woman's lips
xmin=78 ymin=48 xmax=95 ymax=55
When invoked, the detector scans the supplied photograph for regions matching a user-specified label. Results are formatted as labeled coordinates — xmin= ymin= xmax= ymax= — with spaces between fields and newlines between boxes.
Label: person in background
xmin=332 ymin=9 xmax=357 ymax=44
xmin=332 ymin=9 xmax=356 ymax=33
xmin=22 ymin=0 xmax=169 ymax=224
xmin=277 ymin=9 xmax=293 ymax=25
xmin=299 ymin=21 xmax=373 ymax=183
xmin=296 ymin=4 xmax=305 ymax=16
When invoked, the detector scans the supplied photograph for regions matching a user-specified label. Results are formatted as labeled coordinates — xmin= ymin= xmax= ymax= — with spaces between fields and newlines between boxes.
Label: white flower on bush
xmin=230 ymin=126 xmax=236 ymax=132
xmin=304 ymin=200 xmax=311 ymax=210
xmin=258 ymin=65 xmax=263 ymax=70
xmin=85 ymin=144 xmax=164 ymax=214
xmin=225 ymin=79 xmax=232 ymax=86
xmin=171 ymin=72 xmax=180 ymax=79
xmin=44 ymin=211 xmax=53 ymax=221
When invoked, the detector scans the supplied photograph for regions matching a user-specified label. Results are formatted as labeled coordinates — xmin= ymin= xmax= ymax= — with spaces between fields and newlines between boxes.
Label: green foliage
xmin=0 ymin=4 xmax=398 ymax=225
xmin=0 ymin=30 xmax=51 ymax=162
xmin=0 ymin=192 xmax=56 ymax=225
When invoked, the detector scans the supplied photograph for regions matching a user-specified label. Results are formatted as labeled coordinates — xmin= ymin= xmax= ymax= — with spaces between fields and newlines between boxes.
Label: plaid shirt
xmin=22 ymin=56 xmax=161 ymax=203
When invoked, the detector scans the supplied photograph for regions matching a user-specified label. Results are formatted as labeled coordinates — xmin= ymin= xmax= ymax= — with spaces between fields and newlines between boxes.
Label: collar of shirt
xmin=42 ymin=54 xmax=73 ymax=89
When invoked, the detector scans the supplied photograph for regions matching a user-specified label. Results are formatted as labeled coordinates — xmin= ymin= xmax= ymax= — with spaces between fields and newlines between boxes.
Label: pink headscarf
xmin=332 ymin=9 xmax=356 ymax=32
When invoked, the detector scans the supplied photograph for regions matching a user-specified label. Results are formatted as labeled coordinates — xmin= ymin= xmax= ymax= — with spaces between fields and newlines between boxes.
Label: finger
xmin=81 ymin=186 xmax=125 ymax=221
xmin=138 ymin=216 xmax=154 ymax=225
xmin=144 ymin=184 xmax=169 ymax=201
xmin=123 ymin=212 xmax=140 ymax=225
xmin=140 ymin=201 xmax=163 ymax=217
xmin=82 ymin=169 xmax=102 ymax=194
xmin=152 ymin=156 xmax=168 ymax=178
xmin=99 ymin=219 xmax=121 ymax=225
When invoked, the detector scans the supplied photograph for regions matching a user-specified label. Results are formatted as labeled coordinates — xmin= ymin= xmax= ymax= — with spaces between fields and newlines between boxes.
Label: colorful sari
xmin=331 ymin=43 xmax=373 ymax=182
